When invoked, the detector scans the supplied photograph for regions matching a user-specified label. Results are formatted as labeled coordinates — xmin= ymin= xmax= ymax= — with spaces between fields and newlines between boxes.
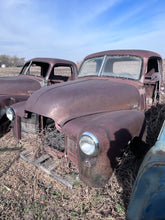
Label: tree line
xmin=0 ymin=55 xmax=25 ymax=67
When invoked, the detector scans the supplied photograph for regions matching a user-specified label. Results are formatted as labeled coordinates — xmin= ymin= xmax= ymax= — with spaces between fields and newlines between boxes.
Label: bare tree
xmin=0 ymin=55 xmax=25 ymax=67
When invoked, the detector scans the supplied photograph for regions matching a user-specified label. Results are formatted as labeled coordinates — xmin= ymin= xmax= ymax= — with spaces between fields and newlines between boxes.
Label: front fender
xmin=0 ymin=95 xmax=29 ymax=119
xmin=76 ymin=110 xmax=145 ymax=187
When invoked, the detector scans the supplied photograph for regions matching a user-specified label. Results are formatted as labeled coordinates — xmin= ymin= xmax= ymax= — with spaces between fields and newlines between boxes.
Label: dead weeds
xmin=0 ymin=131 xmax=140 ymax=220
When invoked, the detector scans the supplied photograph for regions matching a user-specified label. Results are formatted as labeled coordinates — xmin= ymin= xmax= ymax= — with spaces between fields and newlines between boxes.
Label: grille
xmin=21 ymin=114 xmax=65 ymax=154
xmin=44 ymin=121 xmax=65 ymax=153
xmin=21 ymin=113 xmax=39 ymax=137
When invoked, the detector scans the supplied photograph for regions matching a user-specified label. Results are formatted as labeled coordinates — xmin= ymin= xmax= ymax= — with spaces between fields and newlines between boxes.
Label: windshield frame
xmin=78 ymin=55 xmax=143 ymax=81
xmin=20 ymin=61 xmax=50 ymax=78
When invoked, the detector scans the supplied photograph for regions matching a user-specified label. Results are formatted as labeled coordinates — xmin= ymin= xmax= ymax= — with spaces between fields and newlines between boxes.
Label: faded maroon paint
xmin=83 ymin=50 xmax=161 ymax=60
xmin=62 ymin=110 xmax=145 ymax=186
xmin=24 ymin=78 xmax=141 ymax=125
xmin=0 ymin=75 xmax=41 ymax=120
xmin=10 ymin=50 xmax=163 ymax=187
xmin=0 ymin=76 xmax=41 ymax=95
xmin=23 ymin=57 xmax=77 ymax=80
xmin=0 ymin=57 xmax=77 ymax=129
xmin=79 ymin=49 xmax=163 ymax=83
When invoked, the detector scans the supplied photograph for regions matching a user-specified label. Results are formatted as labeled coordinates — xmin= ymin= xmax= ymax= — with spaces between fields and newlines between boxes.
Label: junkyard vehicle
xmin=0 ymin=57 xmax=77 ymax=134
xmin=127 ymin=118 xmax=165 ymax=220
xmin=7 ymin=50 xmax=164 ymax=187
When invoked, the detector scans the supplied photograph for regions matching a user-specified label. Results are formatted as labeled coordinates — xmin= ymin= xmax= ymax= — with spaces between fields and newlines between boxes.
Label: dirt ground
xmin=0 ymin=65 xmax=164 ymax=219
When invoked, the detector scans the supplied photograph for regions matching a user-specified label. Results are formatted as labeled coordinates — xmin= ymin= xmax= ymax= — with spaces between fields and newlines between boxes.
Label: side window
xmin=145 ymin=58 xmax=160 ymax=108
xmin=21 ymin=62 xmax=49 ymax=78
xmin=50 ymin=66 xmax=72 ymax=82
xmin=53 ymin=66 xmax=72 ymax=78
xmin=28 ymin=65 xmax=41 ymax=77
xmin=146 ymin=58 xmax=159 ymax=79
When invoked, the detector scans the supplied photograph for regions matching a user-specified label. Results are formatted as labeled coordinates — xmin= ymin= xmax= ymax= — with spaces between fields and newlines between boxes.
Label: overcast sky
xmin=0 ymin=0 xmax=165 ymax=62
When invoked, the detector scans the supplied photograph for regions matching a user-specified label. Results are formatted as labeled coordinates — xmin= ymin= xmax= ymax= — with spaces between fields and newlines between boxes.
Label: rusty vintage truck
xmin=0 ymin=57 xmax=77 ymax=134
xmin=7 ymin=50 xmax=164 ymax=187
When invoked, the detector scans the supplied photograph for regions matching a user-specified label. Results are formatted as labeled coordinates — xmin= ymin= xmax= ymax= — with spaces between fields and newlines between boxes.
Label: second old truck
xmin=7 ymin=50 xmax=164 ymax=187
xmin=0 ymin=57 xmax=77 ymax=135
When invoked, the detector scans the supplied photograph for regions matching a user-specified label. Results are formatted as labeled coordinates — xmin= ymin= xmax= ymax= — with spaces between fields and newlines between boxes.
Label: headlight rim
xmin=79 ymin=132 xmax=99 ymax=156
xmin=6 ymin=107 xmax=15 ymax=121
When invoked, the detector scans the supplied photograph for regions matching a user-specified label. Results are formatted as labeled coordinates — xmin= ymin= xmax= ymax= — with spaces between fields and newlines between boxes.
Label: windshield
xmin=20 ymin=61 xmax=50 ymax=78
xmin=79 ymin=57 xmax=104 ymax=77
xmin=79 ymin=55 xmax=142 ymax=80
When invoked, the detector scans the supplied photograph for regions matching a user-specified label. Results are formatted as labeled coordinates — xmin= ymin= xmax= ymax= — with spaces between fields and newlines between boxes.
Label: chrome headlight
xmin=79 ymin=132 xmax=99 ymax=156
xmin=6 ymin=108 xmax=15 ymax=121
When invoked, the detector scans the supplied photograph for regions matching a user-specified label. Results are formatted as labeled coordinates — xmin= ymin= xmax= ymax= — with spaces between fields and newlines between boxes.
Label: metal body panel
xmin=0 ymin=76 xmax=41 ymax=95
xmin=24 ymin=78 xmax=141 ymax=125
xmin=62 ymin=110 xmax=145 ymax=186
xmin=10 ymin=50 xmax=163 ymax=187
xmin=0 ymin=96 xmax=28 ymax=120
xmin=84 ymin=50 xmax=161 ymax=60
xmin=10 ymin=101 xmax=26 ymax=118
xmin=127 ymin=121 xmax=165 ymax=220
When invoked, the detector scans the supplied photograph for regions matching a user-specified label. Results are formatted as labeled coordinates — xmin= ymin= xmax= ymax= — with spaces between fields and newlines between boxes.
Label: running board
xmin=20 ymin=150 xmax=75 ymax=189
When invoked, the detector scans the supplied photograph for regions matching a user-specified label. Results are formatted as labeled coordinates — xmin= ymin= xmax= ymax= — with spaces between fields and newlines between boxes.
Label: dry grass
xmin=0 ymin=131 xmax=140 ymax=219
xmin=0 ymin=67 xmax=21 ymax=77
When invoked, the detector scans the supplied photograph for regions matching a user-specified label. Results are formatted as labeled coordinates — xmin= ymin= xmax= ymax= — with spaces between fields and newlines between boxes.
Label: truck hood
xmin=25 ymin=78 xmax=141 ymax=125
xmin=0 ymin=75 xmax=41 ymax=95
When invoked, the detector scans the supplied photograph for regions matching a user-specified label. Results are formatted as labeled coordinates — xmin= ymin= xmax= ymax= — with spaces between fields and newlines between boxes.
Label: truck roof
xmin=26 ymin=57 xmax=76 ymax=66
xmin=85 ymin=49 xmax=162 ymax=60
